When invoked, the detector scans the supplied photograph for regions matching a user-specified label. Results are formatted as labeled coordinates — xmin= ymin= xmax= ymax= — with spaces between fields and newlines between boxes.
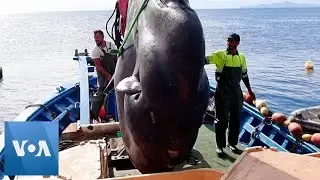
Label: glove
xmin=248 ymin=88 xmax=256 ymax=101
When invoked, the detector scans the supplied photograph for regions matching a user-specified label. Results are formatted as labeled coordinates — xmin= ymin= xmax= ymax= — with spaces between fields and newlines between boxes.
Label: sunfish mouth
xmin=167 ymin=150 xmax=180 ymax=158
xmin=116 ymin=76 xmax=141 ymax=94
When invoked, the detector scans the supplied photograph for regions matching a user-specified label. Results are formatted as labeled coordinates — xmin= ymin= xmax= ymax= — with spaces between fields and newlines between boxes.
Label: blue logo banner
xmin=4 ymin=121 xmax=59 ymax=176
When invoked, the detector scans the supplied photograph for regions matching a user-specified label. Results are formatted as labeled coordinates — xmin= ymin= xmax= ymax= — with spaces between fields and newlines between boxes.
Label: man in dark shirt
xmin=90 ymin=30 xmax=117 ymax=123
xmin=206 ymin=33 xmax=256 ymax=156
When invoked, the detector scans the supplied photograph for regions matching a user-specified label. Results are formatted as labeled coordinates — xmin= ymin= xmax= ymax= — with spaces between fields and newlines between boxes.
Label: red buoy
xmin=98 ymin=106 xmax=106 ymax=119
xmin=311 ymin=133 xmax=320 ymax=146
xmin=271 ymin=112 xmax=287 ymax=124
xmin=288 ymin=122 xmax=302 ymax=137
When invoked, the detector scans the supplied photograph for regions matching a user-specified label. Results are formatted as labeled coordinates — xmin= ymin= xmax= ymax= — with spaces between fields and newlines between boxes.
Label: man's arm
xmin=93 ymin=59 xmax=112 ymax=79
xmin=206 ymin=52 xmax=218 ymax=65
xmin=241 ymin=56 xmax=255 ymax=99
xmin=242 ymin=74 xmax=251 ymax=89
xmin=241 ymin=56 xmax=251 ymax=89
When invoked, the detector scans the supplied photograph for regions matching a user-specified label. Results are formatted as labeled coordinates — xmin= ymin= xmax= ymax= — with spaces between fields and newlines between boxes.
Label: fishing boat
xmin=287 ymin=106 xmax=320 ymax=133
xmin=0 ymin=50 xmax=319 ymax=180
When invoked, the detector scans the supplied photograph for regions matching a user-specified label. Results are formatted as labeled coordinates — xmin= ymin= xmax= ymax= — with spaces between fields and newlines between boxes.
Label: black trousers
xmin=214 ymin=86 xmax=243 ymax=148
xmin=91 ymin=76 xmax=114 ymax=120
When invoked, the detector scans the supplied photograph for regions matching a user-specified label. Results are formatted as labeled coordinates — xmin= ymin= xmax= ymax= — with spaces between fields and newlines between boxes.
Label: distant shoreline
xmin=240 ymin=2 xmax=320 ymax=9
xmin=196 ymin=7 xmax=320 ymax=10
xmin=239 ymin=6 xmax=320 ymax=10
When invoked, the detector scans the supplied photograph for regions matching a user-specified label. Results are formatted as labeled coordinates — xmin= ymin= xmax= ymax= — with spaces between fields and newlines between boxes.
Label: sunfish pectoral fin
xmin=116 ymin=76 xmax=141 ymax=94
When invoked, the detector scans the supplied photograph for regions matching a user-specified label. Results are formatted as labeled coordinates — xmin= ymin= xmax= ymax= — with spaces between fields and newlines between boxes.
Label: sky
xmin=0 ymin=0 xmax=319 ymax=15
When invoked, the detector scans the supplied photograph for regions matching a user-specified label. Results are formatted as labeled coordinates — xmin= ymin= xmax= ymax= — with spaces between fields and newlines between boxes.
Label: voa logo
xmin=12 ymin=140 xmax=51 ymax=157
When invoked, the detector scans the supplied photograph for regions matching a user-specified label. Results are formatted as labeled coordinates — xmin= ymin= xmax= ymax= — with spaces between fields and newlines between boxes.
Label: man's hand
xmin=248 ymin=88 xmax=256 ymax=100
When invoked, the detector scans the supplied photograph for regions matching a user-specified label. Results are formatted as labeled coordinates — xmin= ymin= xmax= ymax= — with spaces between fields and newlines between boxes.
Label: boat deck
xmin=175 ymin=124 xmax=242 ymax=172
xmin=16 ymin=124 xmax=241 ymax=180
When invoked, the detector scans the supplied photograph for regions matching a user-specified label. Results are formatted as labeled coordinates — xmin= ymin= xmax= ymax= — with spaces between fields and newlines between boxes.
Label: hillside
xmin=242 ymin=1 xmax=320 ymax=8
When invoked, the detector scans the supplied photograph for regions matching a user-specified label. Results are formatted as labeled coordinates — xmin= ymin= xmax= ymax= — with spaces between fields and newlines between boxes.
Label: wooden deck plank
xmin=306 ymin=152 xmax=320 ymax=158
xmin=106 ymin=168 xmax=224 ymax=180
xmin=221 ymin=148 xmax=320 ymax=180
xmin=16 ymin=142 xmax=102 ymax=180
xmin=57 ymin=142 xmax=102 ymax=179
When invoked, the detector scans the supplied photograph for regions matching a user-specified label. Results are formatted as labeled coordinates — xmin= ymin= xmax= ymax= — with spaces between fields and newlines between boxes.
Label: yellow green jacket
xmin=207 ymin=49 xmax=249 ymax=87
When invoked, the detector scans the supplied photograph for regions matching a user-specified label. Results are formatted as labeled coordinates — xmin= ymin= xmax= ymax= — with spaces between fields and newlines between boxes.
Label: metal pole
xmin=78 ymin=55 xmax=90 ymax=127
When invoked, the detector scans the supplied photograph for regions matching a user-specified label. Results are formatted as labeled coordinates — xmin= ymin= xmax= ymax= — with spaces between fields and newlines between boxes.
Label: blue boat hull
xmin=0 ymin=76 xmax=319 ymax=179
xmin=207 ymin=80 xmax=320 ymax=154
xmin=0 ymin=75 xmax=119 ymax=179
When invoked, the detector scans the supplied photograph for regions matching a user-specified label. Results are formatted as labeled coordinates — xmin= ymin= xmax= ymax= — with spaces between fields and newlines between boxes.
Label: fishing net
xmin=288 ymin=106 xmax=320 ymax=133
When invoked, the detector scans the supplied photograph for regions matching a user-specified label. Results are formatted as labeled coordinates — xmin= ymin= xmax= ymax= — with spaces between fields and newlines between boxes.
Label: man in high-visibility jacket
xmin=206 ymin=33 xmax=256 ymax=156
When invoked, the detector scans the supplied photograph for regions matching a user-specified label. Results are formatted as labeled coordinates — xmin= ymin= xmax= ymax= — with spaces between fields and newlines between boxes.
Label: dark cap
xmin=227 ymin=33 xmax=240 ymax=42
xmin=94 ymin=30 xmax=104 ymax=36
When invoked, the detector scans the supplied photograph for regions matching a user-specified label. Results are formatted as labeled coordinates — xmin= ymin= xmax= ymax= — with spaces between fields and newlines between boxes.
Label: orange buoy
xmin=311 ymin=133 xmax=320 ymax=146
xmin=255 ymin=99 xmax=268 ymax=109
xmin=302 ymin=134 xmax=312 ymax=142
xmin=305 ymin=60 xmax=314 ymax=70
xmin=260 ymin=107 xmax=268 ymax=116
xmin=283 ymin=120 xmax=291 ymax=127
xmin=271 ymin=112 xmax=287 ymax=124
xmin=288 ymin=122 xmax=302 ymax=137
